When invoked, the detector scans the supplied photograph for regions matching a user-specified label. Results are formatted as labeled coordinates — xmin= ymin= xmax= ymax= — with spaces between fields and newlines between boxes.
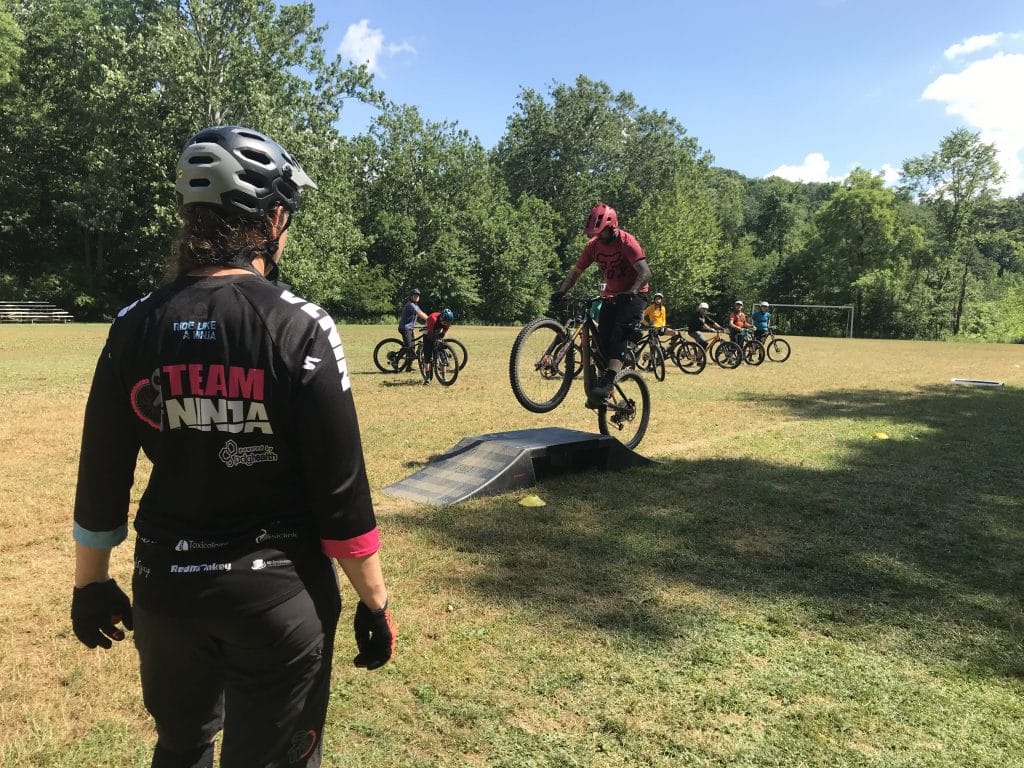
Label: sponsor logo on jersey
xmin=251 ymin=558 xmax=292 ymax=570
xmin=161 ymin=363 xmax=272 ymax=433
xmin=175 ymin=538 xmax=229 ymax=552
xmin=280 ymin=290 xmax=351 ymax=392
xmin=134 ymin=559 xmax=151 ymax=579
xmin=219 ymin=439 xmax=279 ymax=468
xmin=255 ymin=528 xmax=299 ymax=543
xmin=172 ymin=319 xmax=218 ymax=341
xmin=169 ymin=562 xmax=233 ymax=574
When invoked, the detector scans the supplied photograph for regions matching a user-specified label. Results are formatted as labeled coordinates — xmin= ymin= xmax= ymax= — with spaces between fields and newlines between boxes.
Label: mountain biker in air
xmin=550 ymin=203 xmax=652 ymax=405
xmin=686 ymin=302 xmax=725 ymax=349
xmin=421 ymin=308 xmax=454 ymax=384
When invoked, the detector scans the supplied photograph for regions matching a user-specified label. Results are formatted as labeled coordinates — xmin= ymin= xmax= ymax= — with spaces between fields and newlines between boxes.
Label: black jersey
xmin=73 ymin=274 xmax=377 ymax=616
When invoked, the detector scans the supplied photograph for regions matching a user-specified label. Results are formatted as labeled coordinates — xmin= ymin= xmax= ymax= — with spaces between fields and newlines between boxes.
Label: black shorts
xmin=597 ymin=294 xmax=646 ymax=364
xmin=134 ymin=583 xmax=341 ymax=768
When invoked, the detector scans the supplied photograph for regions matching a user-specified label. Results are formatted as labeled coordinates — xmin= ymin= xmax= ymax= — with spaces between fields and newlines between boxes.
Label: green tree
xmin=795 ymin=168 xmax=926 ymax=337
xmin=493 ymin=75 xmax=704 ymax=264
xmin=631 ymin=155 xmax=723 ymax=317
xmin=901 ymin=128 xmax=1006 ymax=334
xmin=0 ymin=4 xmax=23 ymax=87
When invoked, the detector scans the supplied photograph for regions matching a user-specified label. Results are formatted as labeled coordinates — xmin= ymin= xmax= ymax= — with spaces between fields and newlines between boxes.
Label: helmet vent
xmin=188 ymin=179 xmax=211 ymax=188
xmin=187 ymin=154 xmax=215 ymax=165
xmin=238 ymin=170 xmax=266 ymax=188
xmin=240 ymin=148 xmax=272 ymax=166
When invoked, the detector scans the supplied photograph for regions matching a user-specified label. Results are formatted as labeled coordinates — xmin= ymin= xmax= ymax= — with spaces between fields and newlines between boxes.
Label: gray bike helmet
xmin=175 ymin=126 xmax=316 ymax=217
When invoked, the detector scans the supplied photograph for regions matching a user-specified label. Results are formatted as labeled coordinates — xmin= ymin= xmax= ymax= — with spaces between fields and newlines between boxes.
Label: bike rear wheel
xmin=714 ymin=341 xmax=742 ymax=369
xmin=597 ymin=371 xmax=651 ymax=449
xmin=509 ymin=318 xmax=575 ymax=413
xmin=673 ymin=341 xmax=706 ymax=374
xmin=766 ymin=337 xmax=791 ymax=362
xmin=373 ymin=338 xmax=407 ymax=373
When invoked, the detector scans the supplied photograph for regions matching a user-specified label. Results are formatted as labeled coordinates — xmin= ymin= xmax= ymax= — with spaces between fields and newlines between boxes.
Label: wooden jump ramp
xmin=383 ymin=427 xmax=655 ymax=506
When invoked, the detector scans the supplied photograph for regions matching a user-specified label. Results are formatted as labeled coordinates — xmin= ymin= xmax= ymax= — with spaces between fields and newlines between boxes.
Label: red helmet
xmin=584 ymin=203 xmax=618 ymax=236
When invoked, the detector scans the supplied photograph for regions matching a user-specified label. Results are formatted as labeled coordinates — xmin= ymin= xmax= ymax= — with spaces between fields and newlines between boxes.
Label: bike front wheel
xmin=743 ymin=340 xmax=766 ymax=366
xmin=509 ymin=318 xmax=575 ymax=413
xmin=673 ymin=341 xmax=706 ymax=374
xmin=598 ymin=371 xmax=651 ymax=450
xmin=445 ymin=337 xmax=469 ymax=370
xmin=766 ymin=337 xmax=791 ymax=362
xmin=435 ymin=343 xmax=459 ymax=386
xmin=651 ymin=345 xmax=666 ymax=381
xmin=714 ymin=341 xmax=742 ymax=369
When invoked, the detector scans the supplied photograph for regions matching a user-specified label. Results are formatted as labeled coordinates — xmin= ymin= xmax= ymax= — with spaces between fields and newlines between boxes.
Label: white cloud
xmin=879 ymin=163 xmax=902 ymax=185
xmin=765 ymin=153 xmax=842 ymax=183
xmin=923 ymin=51 xmax=1024 ymax=195
xmin=338 ymin=19 xmax=415 ymax=75
xmin=943 ymin=33 xmax=1002 ymax=60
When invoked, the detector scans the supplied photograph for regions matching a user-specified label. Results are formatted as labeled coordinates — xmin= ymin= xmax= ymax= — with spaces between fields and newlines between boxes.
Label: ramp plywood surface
xmin=383 ymin=427 xmax=654 ymax=506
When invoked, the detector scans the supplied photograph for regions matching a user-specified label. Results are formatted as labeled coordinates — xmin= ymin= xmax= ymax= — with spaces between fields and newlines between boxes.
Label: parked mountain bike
xmin=691 ymin=329 xmax=742 ymax=369
xmin=418 ymin=337 xmax=460 ymax=386
xmin=758 ymin=326 xmax=791 ymax=362
xmin=373 ymin=331 xmax=468 ymax=373
xmin=736 ymin=328 xmax=766 ymax=366
xmin=665 ymin=333 xmax=707 ymax=374
xmin=509 ymin=296 xmax=651 ymax=449
xmin=626 ymin=326 xmax=670 ymax=382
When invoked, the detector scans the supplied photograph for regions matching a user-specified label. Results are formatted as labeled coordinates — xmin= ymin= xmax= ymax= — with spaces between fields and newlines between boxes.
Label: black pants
xmin=134 ymin=586 xmax=341 ymax=768
xmin=597 ymin=293 xmax=646 ymax=366
xmin=399 ymin=327 xmax=415 ymax=350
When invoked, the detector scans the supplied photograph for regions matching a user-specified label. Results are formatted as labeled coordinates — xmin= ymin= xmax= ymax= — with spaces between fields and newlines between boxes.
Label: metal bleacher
xmin=0 ymin=300 xmax=75 ymax=323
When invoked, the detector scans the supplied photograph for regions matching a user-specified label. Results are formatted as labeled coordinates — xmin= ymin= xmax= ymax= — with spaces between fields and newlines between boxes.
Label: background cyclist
xmin=687 ymin=301 xmax=725 ymax=349
xmin=752 ymin=301 xmax=772 ymax=341
xmin=728 ymin=300 xmax=752 ymax=345
xmin=642 ymin=292 xmax=677 ymax=339
xmin=421 ymin=307 xmax=454 ymax=384
xmin=399 ymin=288 xmax=428 ymax=356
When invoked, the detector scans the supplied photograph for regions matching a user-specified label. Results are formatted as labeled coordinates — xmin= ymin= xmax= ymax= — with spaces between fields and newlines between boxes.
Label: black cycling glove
xmin=71 ymin=579 xmax=133 ymax=649
xmin=353 ymin=601 xmax=395 ymax=670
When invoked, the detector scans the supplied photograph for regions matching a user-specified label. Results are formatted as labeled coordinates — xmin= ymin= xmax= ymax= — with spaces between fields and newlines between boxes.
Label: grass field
xmin=1 ymin=323 xmax=1023 ymax=767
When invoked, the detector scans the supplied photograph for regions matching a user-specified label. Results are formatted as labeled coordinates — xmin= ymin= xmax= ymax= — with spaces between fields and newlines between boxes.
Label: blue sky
xmin=313 ymin=1 xmax=1024 ymax=194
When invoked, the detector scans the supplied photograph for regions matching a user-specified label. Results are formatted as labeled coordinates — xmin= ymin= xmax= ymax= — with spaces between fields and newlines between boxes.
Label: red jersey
xmin=574 ymin=229 xmax=649 ymax=297
xmin=425 ymin=312 xmax=450 ymax=335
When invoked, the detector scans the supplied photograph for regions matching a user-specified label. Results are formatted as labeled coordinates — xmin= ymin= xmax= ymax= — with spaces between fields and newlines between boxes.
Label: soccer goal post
xmin=769 ymin=304 xmax=855 ymax=338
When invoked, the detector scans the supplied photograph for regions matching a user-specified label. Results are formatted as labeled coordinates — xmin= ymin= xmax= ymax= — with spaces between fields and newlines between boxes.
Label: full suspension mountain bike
xmin=508 ymin=296 xmax=651 ymax=449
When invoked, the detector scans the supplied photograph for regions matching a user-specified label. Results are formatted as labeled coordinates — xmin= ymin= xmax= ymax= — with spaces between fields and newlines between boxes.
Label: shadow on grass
xmin=399 ymin=384 xmax=1024 ymax=677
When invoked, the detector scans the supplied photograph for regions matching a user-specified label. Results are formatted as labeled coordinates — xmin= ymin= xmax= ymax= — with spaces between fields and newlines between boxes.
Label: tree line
xmin=2 ymin=0 xmax=1023 ymax=340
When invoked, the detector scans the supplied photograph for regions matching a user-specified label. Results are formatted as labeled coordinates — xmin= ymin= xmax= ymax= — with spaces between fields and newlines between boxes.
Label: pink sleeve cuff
xmin=321 ymin=527 xmax=381 ymax=559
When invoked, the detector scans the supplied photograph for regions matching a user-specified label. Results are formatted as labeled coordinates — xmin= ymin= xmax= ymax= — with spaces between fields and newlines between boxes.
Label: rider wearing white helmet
xmin=641 ymin=292 xmax=675 ymax=338
xmin=752 ymin=301 xmax=772 ymax=340
xmin=686 ymin=301 xmax=724 ymax=349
